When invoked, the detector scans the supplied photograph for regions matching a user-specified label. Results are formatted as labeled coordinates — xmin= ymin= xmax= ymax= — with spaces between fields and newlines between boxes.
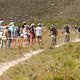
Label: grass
xmin=0 ymin=27 xmax=79 ymax=80
xmin=0 ymin=27 xmax=48 ymax=63
xmin=1 ymin=42 xmax=80 ymax=80
xmin=0 ymin=27 xmax=79 ymax=63
xmin=0 ymin=46 xmax=30 ymax=63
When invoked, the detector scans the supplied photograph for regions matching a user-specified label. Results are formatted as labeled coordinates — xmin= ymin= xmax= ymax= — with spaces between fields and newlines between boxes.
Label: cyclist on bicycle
xmin=49 ymin=25 xmax=58 ymax=47
xmin=62 ymin=25 xmax=70 ymax=42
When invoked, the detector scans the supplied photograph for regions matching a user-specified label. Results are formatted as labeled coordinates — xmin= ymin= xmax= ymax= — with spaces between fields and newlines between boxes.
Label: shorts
xmin=36 ymin=36 xmax=42 ymax=39
xmin=20 ymin=34 xmax=24 ymax=38
xmin=24 ymin=36 xmax=27 ymax=39
xmin=51 ymin=35 xmax=56 ymax=38
xmin=27 ymin=34 xmax=30 ymax=38
xmin=12 ymin=35 xmax=17 ymax=39
xmin=30 ymin=32 xmax=34 ymax=39
xmin=2 ymin=37 xmax=7 ymax=41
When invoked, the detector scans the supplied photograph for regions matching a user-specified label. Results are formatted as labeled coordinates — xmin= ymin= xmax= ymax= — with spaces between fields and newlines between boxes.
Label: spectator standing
xmin=30 ymin=23 xmax=36 ymax=45
xmin=36 ymin=23 xmax=43 ymax=45
xmin=9 ymin=21 xmax=17 ymax=46
xmin=1 ymin=24 xmax=8 ymax=49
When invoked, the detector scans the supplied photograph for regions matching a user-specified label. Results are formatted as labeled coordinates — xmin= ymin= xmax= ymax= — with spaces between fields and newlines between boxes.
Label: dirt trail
xmin=55 ymin=38 xmax=80 ymax=48
xmin=0 ymin=38 xmax=80 ymax=76
xmin=0 ymin=49 xmax=44 ymax=76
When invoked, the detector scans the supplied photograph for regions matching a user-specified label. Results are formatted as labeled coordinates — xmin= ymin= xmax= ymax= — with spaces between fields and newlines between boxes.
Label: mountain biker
xmin=49 ymin=24 xmax=58 ymax=47
xmin=62 ymin=25 xmax=70 ymax=42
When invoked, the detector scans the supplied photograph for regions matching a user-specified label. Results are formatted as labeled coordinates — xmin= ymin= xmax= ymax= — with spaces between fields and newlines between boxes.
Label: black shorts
xmin=37 ymin=36 xmax=42 ymax=39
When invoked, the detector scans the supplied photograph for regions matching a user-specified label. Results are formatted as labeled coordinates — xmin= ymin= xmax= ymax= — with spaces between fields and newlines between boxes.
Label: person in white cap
xmin=36 ymin=23 xmax=43 ymax=45
xmin=8 ymin=21 xmax=17 ymax=46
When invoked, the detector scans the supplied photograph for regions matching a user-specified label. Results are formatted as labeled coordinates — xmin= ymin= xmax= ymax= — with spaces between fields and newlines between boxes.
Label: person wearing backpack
xmin=62 ymin=25 xmax=70 ymax=42
xmin=9 ymin=21 xmax=17 ymax=46
xmin=49 ymin=25 xmax=58 ymax=47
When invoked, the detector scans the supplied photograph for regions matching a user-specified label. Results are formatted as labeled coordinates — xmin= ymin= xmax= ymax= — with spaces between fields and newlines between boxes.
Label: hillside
xmin=0 ymin=0 xmax=80 ymax=23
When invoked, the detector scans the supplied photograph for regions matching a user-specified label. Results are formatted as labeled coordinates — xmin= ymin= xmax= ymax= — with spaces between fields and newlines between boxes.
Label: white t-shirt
xmin=9 ymin=25 xmax=17 ymax=37
xmin=23 ymin=28 xmax=27 ymax=38
xmin=36 ymin=26 xmax=42 ymax=36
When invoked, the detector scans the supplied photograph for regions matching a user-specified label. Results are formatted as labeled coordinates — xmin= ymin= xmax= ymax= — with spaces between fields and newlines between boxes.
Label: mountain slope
xmin=0 ymin=0 xmax=80 ymax=22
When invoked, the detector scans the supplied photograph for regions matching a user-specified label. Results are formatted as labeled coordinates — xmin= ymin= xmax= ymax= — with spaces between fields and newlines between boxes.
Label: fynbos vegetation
xmin=0 ymin=0 xmax=80 ymax=25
